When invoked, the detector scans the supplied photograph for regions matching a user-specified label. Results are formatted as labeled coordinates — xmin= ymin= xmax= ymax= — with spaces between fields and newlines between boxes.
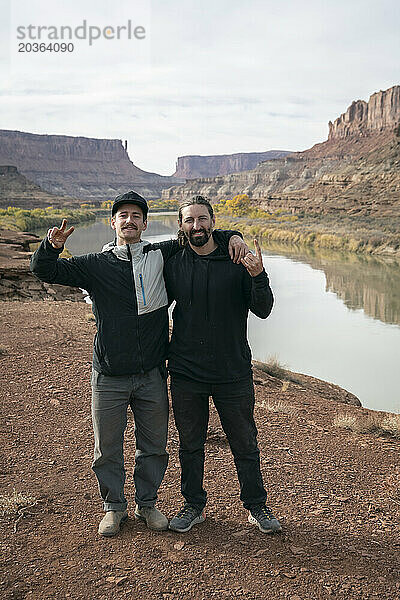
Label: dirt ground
xmin=0 ymin=301 xmax=399 ymax=600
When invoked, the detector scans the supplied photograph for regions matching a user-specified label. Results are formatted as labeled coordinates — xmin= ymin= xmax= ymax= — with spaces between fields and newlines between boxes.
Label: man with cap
xmin=30 ymin=191 xmax=247 ymax=537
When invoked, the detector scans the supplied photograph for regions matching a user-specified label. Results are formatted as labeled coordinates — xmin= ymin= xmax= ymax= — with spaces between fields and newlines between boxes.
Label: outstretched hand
xmin=241 ymin=239 xmax=264 ymax=277
xmin=48 ymin=219 xmax=75 ymax=249
xmin=228 ymin=235 xmax=250 ymax=263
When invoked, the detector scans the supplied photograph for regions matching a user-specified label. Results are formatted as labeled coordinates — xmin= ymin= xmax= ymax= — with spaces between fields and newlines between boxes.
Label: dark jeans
xmin=170 ymin=374 xmax=267 ymax=511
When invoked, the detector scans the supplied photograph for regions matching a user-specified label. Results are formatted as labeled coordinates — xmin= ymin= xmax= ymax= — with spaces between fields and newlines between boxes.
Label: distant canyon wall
xmin=174 ymin=150 xmax=291 ymax=179
xmin=0 ymin=130 xmax=183 ymax=203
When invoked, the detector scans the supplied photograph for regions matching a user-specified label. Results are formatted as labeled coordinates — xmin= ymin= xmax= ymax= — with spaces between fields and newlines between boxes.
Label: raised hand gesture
xmin=241 ymin=239 xmax=264 ymax=277
xmin=47 ymin=219 xmax=75 ymax=249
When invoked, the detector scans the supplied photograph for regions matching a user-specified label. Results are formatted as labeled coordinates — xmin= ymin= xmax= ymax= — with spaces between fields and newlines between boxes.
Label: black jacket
xmin=164 ymin=243 xmax=274 ymax=383
xmin=30 ymin=231 xmax=237 ymax=376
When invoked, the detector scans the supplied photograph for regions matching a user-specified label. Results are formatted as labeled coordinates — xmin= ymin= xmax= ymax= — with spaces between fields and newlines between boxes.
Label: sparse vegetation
xmin=253 ymin=357 xmax=302 ymax=384
xmin=334 ymin=412 xmax=400 ymax=439
xmin=0 ymin=206 xmax=96 ymax=232
xmin=255 ymin=356 xmax=288 ymax=380
xmin=380 ymin=414 xmax=400 ymax=438
xmin=257 ymin=398 xmax=298 ymax=415
xmin=0 ymin=489 xmax=36 ymax=516
xmin=148 ymin=198 xmax=179 ymax=212
xmin=215 ymin=210 xmax=400 ymax=256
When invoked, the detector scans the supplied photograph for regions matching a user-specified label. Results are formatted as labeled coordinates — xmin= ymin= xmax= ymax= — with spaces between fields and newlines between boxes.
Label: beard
xmin=186 ymin=227 xmax=212 ymax=247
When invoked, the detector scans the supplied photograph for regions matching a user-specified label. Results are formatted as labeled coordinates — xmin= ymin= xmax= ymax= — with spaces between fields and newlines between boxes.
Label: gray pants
xmin=91 ymin=366 xmax=169 ymax=512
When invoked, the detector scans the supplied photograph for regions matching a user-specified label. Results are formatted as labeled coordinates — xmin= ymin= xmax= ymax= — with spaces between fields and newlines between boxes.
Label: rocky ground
xmin=1 ymin=301 xmax=399 ymax=600
xmin=0 ymin=230 xmax=84 ymax=301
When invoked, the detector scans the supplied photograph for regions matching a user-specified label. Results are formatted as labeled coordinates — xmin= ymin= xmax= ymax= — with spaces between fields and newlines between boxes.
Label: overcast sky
xmin=0 ymin=0 xmax=399 ymax=174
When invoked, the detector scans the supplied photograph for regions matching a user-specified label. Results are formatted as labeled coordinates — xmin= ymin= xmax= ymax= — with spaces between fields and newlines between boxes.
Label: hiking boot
xmin=169 ymin=505 xmax=205 ymax=533
xmin=98 ymin=510 xmax=128 ymax=537
xmin=248 ymin=505 xmax=282 ymax=534
xmin=134 ymin=505 xmax=169 ymax=531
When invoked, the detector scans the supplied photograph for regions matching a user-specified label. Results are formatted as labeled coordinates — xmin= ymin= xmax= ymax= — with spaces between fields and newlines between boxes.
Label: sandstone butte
xmin=0 ymin=132 xmax=184 ymax=204
xmin=162 ymin=85 xmax=400 ymax=219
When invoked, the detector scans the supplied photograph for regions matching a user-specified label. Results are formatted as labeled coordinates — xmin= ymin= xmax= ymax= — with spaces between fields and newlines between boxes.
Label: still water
xmin=50 ymin=215 xmax=400 ymax=414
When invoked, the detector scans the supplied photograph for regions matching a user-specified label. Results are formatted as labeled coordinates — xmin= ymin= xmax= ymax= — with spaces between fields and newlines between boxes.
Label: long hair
xmin=177 ymin=196 xmax=214 ymax=246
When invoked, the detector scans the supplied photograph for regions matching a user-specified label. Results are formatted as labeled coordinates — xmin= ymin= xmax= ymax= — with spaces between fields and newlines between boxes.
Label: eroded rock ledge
xmin=0 ymin=229 xmax=84 ymax=302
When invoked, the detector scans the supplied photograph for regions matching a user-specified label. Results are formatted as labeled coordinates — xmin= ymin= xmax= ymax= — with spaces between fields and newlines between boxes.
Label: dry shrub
xmin=255 ymin=356 xmax=288 ymax=380
xmin=258 ymin=399 xmax=298 ymax=416
xmin=334 ymin=412 xmax=400 ymax=439
xmin=333 ymin=414 xmax=357 ymax=430
xmin=0 ymin=490 xmax=36 ymax=516
xmin=0 ymin=346 xmax=7 ymax=357
xmin=86 ymin=313 xmax=96 ymax=322
xmin=380 ymin=414 xmax=400 ymax=439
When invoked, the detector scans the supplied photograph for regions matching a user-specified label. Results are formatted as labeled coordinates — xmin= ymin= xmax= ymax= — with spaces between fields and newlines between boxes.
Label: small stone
xmin=173 ymin=541 xmax=185 ymax=551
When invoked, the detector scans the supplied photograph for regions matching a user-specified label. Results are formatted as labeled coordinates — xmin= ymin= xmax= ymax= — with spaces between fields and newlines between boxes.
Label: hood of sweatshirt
xmin=101 ymin=239 xmax=150 ymax=261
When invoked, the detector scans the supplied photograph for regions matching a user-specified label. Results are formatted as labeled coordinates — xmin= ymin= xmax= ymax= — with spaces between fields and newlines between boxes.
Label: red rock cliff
xmin=328 ymin=85 xmax=400 ymax=140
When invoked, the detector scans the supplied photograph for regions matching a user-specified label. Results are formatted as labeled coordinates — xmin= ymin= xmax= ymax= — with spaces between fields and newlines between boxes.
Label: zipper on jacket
xmin=127 ymin=244 xmax=145 ymax=373
xmin=139 ymin=273 xmax=146 ymax=306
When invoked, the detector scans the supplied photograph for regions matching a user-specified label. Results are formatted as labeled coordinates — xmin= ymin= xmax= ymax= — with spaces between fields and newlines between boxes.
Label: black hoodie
xmin=164 ymin=242 xmax=274 ymax=384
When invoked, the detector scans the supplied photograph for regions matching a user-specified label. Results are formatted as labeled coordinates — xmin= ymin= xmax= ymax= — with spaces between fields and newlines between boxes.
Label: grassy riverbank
xmin=216 ymin=213 xmax=400 ymax=257
xmin=0 ymin=206 xmax=96 ymax=232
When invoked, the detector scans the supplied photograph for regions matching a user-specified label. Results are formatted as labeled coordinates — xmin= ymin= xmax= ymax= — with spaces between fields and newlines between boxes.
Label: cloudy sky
xmin=0 ymin=0 xmax=399 ymax=174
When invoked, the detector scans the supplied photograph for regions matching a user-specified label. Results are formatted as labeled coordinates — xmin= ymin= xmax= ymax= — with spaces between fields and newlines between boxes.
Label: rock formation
xmin=0 ymin=130 xmax=184 ymax=204
xmin=162 ymin=86 xmax=400 ymax=217
xmin=328 ymin=86 xmax=400 ymax=139
xmin=174 ymin=150 xmax=291 ymax=179
xmin=0 ymin=229 xmax=85 ymax=301
xmin=0 ymin=165 xmax=67 ymax=209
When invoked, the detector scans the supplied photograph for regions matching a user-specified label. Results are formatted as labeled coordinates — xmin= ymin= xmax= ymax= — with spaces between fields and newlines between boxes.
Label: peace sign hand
xmin=240 ymin=239 xmax=264 ymax=277
xmin=47 ymin=219 xmax=75 ymax=249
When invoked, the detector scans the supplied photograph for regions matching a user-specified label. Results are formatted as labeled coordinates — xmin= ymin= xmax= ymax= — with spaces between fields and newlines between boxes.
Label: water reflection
xmin=257 ymin=242 xmax=400 ymax=327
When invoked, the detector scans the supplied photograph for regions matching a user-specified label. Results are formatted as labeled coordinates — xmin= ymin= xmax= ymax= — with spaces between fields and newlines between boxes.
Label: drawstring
xmin=205 ymin=260 xmax=209 ymax=321
xmin=186 ymin=248 xmax=210 ymax=321
xmin=188 ymin=249 xmax=195 ymax=308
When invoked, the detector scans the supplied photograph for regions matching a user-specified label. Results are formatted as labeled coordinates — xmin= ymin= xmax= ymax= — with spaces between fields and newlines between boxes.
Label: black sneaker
xmin=169 ymin=505 xmax=205 ymax=533
xmin=248 ymin=505 xmax=282 ymax=533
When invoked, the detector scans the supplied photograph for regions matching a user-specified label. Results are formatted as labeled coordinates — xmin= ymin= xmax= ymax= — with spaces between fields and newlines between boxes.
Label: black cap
xmin=111 ymin=191 xmax=148 ymax=218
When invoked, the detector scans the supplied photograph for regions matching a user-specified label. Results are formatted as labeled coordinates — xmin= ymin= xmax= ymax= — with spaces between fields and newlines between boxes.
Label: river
xmin=39 ymin=214 xmax=400 ymax=414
